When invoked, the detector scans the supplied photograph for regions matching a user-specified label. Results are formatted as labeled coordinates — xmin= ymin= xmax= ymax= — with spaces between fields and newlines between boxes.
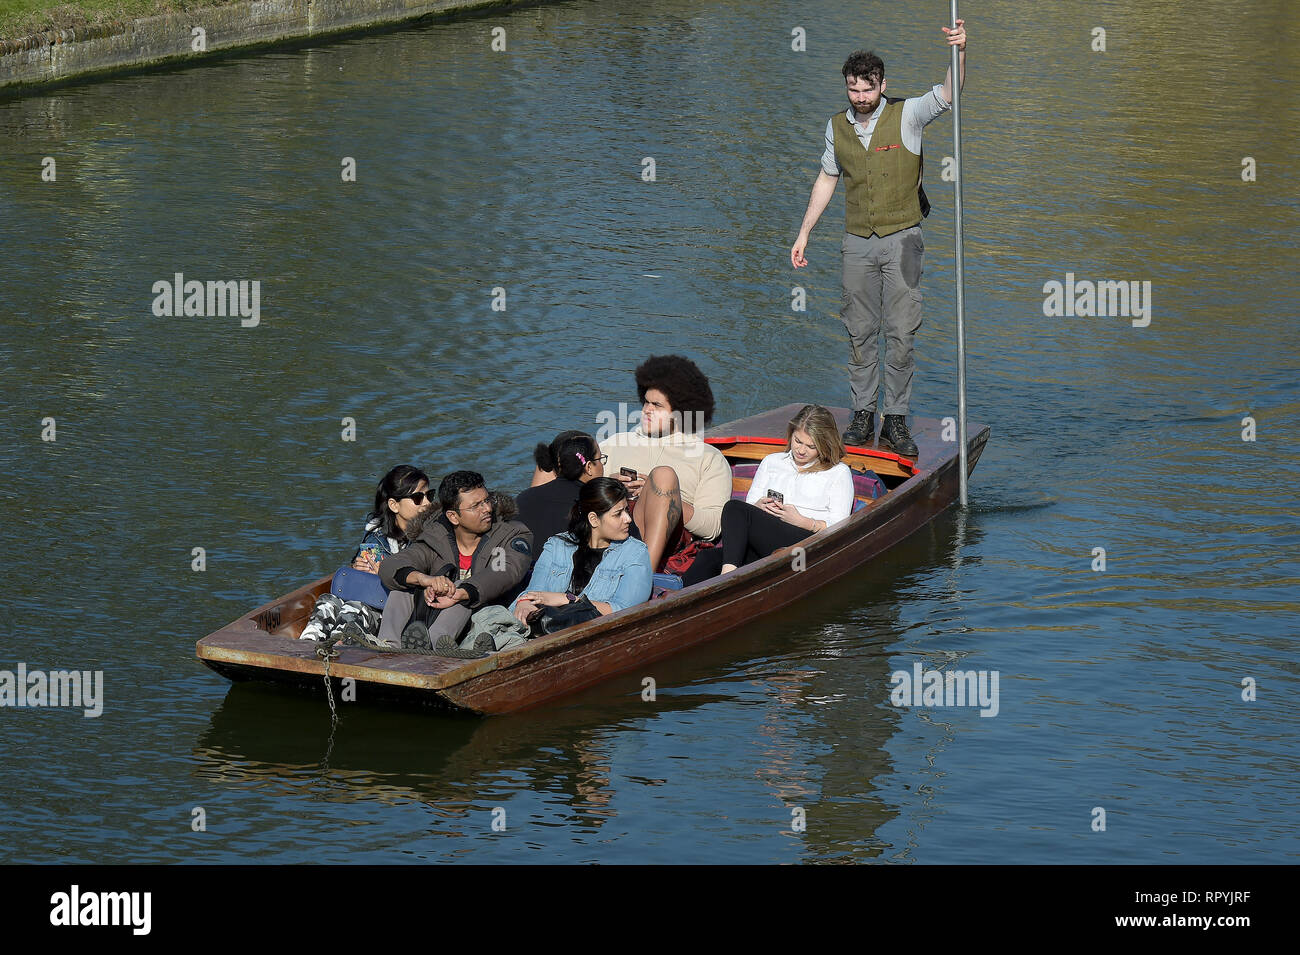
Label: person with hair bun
xmin=528 ymin=429 xmax=587 ymax=488
xmin=510 ymin=477 xmax=653 ymax=625
xmin=516 ymin=432 xmax=609 ymax=559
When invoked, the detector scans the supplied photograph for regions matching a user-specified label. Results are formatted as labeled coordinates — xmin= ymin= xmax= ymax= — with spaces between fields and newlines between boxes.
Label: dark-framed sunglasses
xmin=403 ymin=491 xmax=430 ymax=506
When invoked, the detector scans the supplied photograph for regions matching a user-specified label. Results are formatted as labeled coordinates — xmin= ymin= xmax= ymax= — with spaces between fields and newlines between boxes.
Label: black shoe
xmin=880 ymin=415 xmax=918 ymax=458
xmin=431 ymin=628 xmax=487 ymax=659
xmin=341 ymin=619 xmax=392 ymax=650
xmin=842 ymin=409 xmax=875 ymax=446
xmin=401 ymin=620 xmax=433 ymax=651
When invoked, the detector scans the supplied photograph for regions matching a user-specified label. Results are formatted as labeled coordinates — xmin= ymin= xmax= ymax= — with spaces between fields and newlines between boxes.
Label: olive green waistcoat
xmin=832 ymin=101 xmax=924 ymax=238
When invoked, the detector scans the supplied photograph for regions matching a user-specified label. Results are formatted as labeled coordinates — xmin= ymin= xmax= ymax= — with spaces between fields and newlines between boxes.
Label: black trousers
xmin=682 ymin=499 xmax=810 ymax=585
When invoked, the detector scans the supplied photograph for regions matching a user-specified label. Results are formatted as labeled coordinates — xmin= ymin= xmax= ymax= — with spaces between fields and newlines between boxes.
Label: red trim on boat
xmin=705 ymin=434 xmax=915 ymax=469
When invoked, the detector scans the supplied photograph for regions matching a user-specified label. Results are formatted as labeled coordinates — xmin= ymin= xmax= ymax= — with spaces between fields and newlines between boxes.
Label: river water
xmin=1 ymin=0 xmax=1296 ymax=863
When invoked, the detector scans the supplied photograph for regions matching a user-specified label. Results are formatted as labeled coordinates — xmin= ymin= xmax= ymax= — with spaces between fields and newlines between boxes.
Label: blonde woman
xmin=683 ymin=405 xmax=855 ymax=583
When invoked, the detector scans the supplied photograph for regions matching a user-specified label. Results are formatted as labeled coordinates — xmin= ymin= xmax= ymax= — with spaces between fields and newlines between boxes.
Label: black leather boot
xmin=842 ymin=409 xmax=875 ymax=446
xmin=880 ymin=415 xmax=918 ymax=458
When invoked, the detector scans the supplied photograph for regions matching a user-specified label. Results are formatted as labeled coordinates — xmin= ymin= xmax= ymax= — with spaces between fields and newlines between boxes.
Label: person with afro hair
xmin=600 ymin=355 xmax=733 ymax=571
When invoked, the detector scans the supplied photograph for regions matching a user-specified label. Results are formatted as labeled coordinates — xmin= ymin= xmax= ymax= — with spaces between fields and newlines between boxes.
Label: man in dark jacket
xmin=378 ymin=471 xmax=533 ymax=650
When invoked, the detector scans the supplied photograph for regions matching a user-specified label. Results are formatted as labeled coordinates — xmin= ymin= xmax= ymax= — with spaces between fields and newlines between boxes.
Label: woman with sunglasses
xmin=351 ymin=464 xmax=434 ymax=574
xmin=300 ymin=464 xmax=432 ymax=643
xmin=515 ymin=432 xmax=612 ymax=562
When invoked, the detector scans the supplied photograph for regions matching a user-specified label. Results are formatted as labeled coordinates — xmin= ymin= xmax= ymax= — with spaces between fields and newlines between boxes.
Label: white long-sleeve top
xmin=745 ymin=452 xmax=855 ymax=528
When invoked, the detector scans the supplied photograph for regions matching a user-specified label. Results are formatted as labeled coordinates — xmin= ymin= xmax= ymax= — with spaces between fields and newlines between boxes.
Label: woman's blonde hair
xmin=785 ymin=405 xmax=844 ymax=472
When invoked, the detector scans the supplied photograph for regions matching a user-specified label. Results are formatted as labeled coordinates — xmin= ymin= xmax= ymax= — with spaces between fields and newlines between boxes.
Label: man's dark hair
xmin=438 ymin=470 xmax=486 ymax=512
xmin=842 ymin=50 xmax=885 ymax=86
xmin=635 ymin=354 xmax=715 ymax=432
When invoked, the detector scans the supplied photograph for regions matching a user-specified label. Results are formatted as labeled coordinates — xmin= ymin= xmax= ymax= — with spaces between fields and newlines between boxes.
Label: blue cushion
xmin=331 ymin=565 xmax=391 ymax=610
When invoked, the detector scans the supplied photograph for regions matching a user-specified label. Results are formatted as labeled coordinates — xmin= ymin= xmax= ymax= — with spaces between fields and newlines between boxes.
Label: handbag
xmin=663 ymin=538 xmax=717 ymax=576
xmin=527 ymin=595 xmax=602 ymax=636
xmin=330 ymin=565 xmax=390 ymax=610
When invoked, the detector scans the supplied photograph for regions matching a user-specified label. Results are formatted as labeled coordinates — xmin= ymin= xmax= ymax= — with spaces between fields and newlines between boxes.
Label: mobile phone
xmin=767 ymin=489 xmax=784 ymax=504
xmin=621 ymin=467 xmax=639 ymax=481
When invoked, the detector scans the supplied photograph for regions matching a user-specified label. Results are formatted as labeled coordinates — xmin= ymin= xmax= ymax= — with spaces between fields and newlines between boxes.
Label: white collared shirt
xmin=821 ymin=84 xmax=951 ymax=175
xmin=746 ymin=452 xmax=855 ymax=527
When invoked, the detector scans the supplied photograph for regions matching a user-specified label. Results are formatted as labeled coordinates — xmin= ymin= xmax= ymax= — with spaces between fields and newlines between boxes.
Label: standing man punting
xmin=791 ymin=19 xmax=967 ymax=459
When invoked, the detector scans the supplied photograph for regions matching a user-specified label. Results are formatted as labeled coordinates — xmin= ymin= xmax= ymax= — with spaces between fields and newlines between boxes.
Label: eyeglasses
xmin=404 ymin=491 xmax=430 ymax=506
xmin=456 ymin=497 xmax=493 ymax=513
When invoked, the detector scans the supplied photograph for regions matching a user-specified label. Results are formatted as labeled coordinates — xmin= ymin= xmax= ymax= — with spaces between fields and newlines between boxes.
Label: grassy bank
xmin=0 ymin=0 xmax=239 ymax=41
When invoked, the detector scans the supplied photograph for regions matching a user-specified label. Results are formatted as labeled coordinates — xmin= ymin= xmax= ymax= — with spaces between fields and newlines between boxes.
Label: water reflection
xmin=195 ymin=680 xmax=694 ymax=831
xmin=189 ymin=509 xmax=977 ymax=858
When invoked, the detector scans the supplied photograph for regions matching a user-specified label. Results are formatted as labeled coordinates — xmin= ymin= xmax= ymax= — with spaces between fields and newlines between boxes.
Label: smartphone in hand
xmin=766 ymin=489 xmax=784 ymax=504
xmin=621 ymin=467 xmax=639 ymax=481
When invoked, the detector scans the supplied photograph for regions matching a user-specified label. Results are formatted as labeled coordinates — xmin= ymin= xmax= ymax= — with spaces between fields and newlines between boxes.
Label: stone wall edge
xmin=1 ymin=0 xmax=532 ymax=92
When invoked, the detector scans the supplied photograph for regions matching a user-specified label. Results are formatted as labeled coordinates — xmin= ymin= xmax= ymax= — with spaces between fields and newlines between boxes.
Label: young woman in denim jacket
xmin=511 ymin=477 xmax=653 ymax=623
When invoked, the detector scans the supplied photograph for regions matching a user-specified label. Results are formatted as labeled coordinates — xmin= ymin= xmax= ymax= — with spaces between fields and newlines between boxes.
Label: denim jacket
xmin=510 ymin=534 xmax=653 ymax=615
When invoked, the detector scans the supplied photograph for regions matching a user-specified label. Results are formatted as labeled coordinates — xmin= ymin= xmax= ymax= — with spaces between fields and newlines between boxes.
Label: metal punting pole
xmin=949 ymin=0 xmax=969 ymax=508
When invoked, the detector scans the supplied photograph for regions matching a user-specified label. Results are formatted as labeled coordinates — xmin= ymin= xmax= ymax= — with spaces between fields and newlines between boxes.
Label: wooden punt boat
xmin=196 ymin=405 xmax=990 ymax=715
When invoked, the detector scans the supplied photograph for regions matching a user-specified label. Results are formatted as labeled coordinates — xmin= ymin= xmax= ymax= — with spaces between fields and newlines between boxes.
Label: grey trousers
xmin=839 ymin=227 xmax=925 ymax=416
xmin=378 ymin=589 xmax=473 ymax=647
